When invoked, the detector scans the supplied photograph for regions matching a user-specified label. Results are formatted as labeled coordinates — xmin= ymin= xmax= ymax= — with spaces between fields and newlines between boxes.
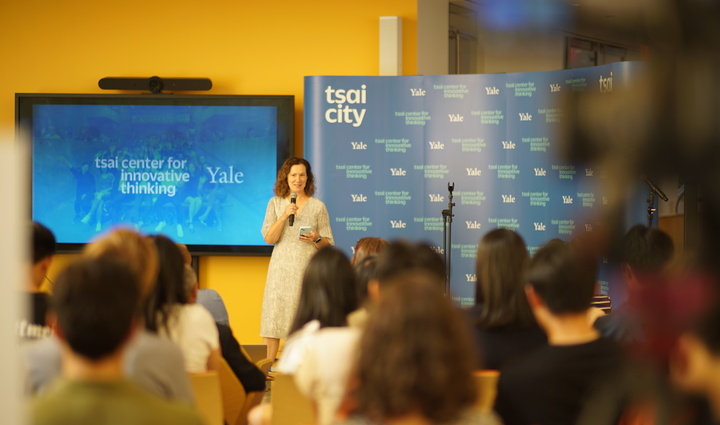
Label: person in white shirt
xmin=145 ymin=234 xmax=220 ymax=373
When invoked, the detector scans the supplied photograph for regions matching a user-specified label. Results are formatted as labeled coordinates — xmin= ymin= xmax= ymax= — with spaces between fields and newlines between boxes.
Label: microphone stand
xmin=646 ymin=191 xmax=656 ymax=228
xmin=441 ymin=183 xmax=455 ymax=296
xmin=643 ymin=175 xmax=668 ymax=228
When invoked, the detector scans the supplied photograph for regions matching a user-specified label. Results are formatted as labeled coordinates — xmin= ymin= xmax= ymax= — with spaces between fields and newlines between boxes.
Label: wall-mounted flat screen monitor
xmin=16 ymin=93 xmax=294 ymax=255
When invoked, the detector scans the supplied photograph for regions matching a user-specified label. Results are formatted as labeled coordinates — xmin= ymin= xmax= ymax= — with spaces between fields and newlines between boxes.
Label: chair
xmin=473 ymin=370 xmax=500 ymax=413
xmin=218 ymin=357 xmax=248 ymax=425
xmin=270 ymin=372 xmax=314 ymax=425
xmin=189 ymin=371 xmax=224 ymax=425
xmin=256 ymin=357 xmax=273 ymax=376
xmin=241 ymin=344 xmax=268 ymax=363
xmin=236 ymin=358 xmax=274 ymax=425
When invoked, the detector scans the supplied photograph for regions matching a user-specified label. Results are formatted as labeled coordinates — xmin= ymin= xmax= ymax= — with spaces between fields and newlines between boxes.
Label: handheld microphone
xmin=289 ymin=192 xmax=297 ymax=226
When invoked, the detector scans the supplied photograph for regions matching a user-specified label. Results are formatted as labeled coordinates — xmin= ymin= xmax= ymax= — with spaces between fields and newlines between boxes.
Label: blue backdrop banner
xmin=305 ymin=62 xmax=643 ymax=306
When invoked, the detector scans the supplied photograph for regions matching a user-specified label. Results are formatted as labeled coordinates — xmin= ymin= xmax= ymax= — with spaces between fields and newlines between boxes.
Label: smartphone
xmin=299 ymin=226 xmax=312 ymax=237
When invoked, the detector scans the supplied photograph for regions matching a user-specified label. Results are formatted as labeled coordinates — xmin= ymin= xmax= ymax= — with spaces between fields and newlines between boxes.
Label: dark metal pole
xmin=441 ymin=182 xmax=455 ymax=296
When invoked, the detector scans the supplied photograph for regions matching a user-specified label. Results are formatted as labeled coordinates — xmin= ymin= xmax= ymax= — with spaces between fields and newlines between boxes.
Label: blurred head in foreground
xmin=349 ymin=272 xmax=477 ymax=423
xmin=83 ymin=227 xmax=159 ymax=302
xmin=53 ymin=257 xmax=140 ymax=361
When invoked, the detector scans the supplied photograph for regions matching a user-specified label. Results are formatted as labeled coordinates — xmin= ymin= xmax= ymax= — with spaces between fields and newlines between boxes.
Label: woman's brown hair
xmin=351 ymin=272 xmax=477 ymax=423
xmin=273 ymin=157 xmax=316 ymax=197
xmin=474 ymin=228 xmax=534 ymax=329
xmin=350 ymin=237 xmax=388 ymax=266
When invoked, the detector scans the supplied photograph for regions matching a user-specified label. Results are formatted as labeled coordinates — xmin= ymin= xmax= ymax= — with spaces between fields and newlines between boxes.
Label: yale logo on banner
xmin=485 ymin=86 xmax=500 ymax=95
xmin=351 ymin=141 xmax=368 ymax=150
xmin=466 ymin=273 xmax=477 ymax=282
xmin=585 ymin=168 xmax=594 ymax=177
xmin=466 ymin=167 xmax=482 ymax=176
xmin=562 ymin=195 xmax=574 ymax=204
xmin=534 ymin=222 xmax=547 ymax=231
xmin=351 ymin=194 xmax=367 ymax=202
xmin=390 ymin=220 xmax=407 ymax=229
xmin=428 ymin=141 xmax=445 ymax=150
xmin=325 ymin=85 xmax=367 ymax=127
xmin=410 ymin=88 xmax=426 ymax=96
xmin=449 ymin=114 xmax=464 ymax=122
xmin=519 ymin=113 xmax=532 ymax=121
xmin=501 ymin=141 xmax=516 ymax=150
xmin=390 ymin=167 xmax=407 ymax=176
xmin=550 ymin=84 xmax=561 ymax=92
xmin=428 ymin=194 xmax=444 ymax=202
xmin=534 ymin=167 xmax=547 ymax=176
xmin=466 ymin=221 xmax=482 ymax=229
xmin=501 ymin=194 xmax=516 ymax=204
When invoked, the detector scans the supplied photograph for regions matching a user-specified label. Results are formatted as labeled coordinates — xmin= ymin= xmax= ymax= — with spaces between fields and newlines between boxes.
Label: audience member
xmin=176 ymin=243 xmax=193 ymax=265
xmin=19 ymin=222 xmax=57 ymax=340
xmin=183 ymin=265 xmax=265 ymax=392
xmin=182 ymin=245 xmax=232 ymax=332
xmin=670 ymin=302 xmax=720 ymax=424
xmin=375 ymin=240 xmax=445 ymax=287
xmin=145 ymin=234 xmax=220 ymax=373
xmin=494 ymin=239 xmax=621 ymax=425
xmin=248 ymin=246 xmax=358 ymax=425
xmin=29 ymin=257 xmax=203 ymax=425
xmin=177 ymin=241 xmax=264 ymax=390
xmin=350 ymin=236 xmax=388 ymax=266
xmin=217 ymin=322 xmax=267 ymax=393
xmin=349 ymin=236 xmax=386 ymax=306
xmin=338 ymin=273 xmax=499 ymax=425
xmin=24 ymin=228 xmax=194 ymax=403
xmin=346 ymin=254 xmax=379 ymax=329
xmin=197 ymin=288 xmax=230 ymax=326
xmin=274 ymin=246 xmax=358 ymax=373
xmin=578 ymin=251 xmax=718 ymax=425
xmin=468 ymin=228 xmax=547 ymax=370
xmin=295 ymin=241 xmax=450 ymax=425
xmin=594 ymin=225 xmax=675 ymax=352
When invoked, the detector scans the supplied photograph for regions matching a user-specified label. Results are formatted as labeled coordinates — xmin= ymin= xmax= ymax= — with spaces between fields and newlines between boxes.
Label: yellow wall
xmin=1 ymin=0 xmax=418 ymax=344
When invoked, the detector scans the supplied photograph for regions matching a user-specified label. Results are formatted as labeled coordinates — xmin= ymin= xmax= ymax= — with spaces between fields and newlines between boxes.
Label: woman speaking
xmin=260 ymin=157 xmax=333 ymax=361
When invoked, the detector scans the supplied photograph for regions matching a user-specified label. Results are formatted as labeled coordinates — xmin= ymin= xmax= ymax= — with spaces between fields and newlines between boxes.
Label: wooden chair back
xmin=256 ymin=357 xmax=273 ymax=376
xmin=241 ymin=344 xmax=268 ymax=363
xmin=236 ymin=358 xmax=274 ymax=425
xmin=217 ymin=358 xmax=249 ymax=425
xmin=270 ymin=372 xmax=314 ymax=425
xmin=189 ymin=371 xmax=224 ymax=425
xmin=473 ymin=369 xmax=500 ymax=413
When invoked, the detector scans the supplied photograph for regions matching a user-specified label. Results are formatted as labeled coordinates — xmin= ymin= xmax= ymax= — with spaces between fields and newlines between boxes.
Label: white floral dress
xmin=260 ymin=196 xmax=334 ymax=338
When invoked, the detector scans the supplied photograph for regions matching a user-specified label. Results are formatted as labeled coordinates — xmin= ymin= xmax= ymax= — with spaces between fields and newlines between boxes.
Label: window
xmin=565 ymin=36 xmax=629 ymax=69
xmin=449 ymin=3 xmax=479 ymax=74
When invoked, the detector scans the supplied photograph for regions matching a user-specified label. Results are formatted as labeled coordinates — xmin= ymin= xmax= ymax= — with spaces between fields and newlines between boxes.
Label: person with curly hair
xmin=260 ymin=157 xmax=334 ymax=361
xmin=339 ymin=272 xmax=499 ymax=425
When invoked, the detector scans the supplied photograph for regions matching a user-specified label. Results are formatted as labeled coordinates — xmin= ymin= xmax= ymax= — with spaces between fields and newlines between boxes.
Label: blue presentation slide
xmin=31 ymin=103 xmax=277 ymax=247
